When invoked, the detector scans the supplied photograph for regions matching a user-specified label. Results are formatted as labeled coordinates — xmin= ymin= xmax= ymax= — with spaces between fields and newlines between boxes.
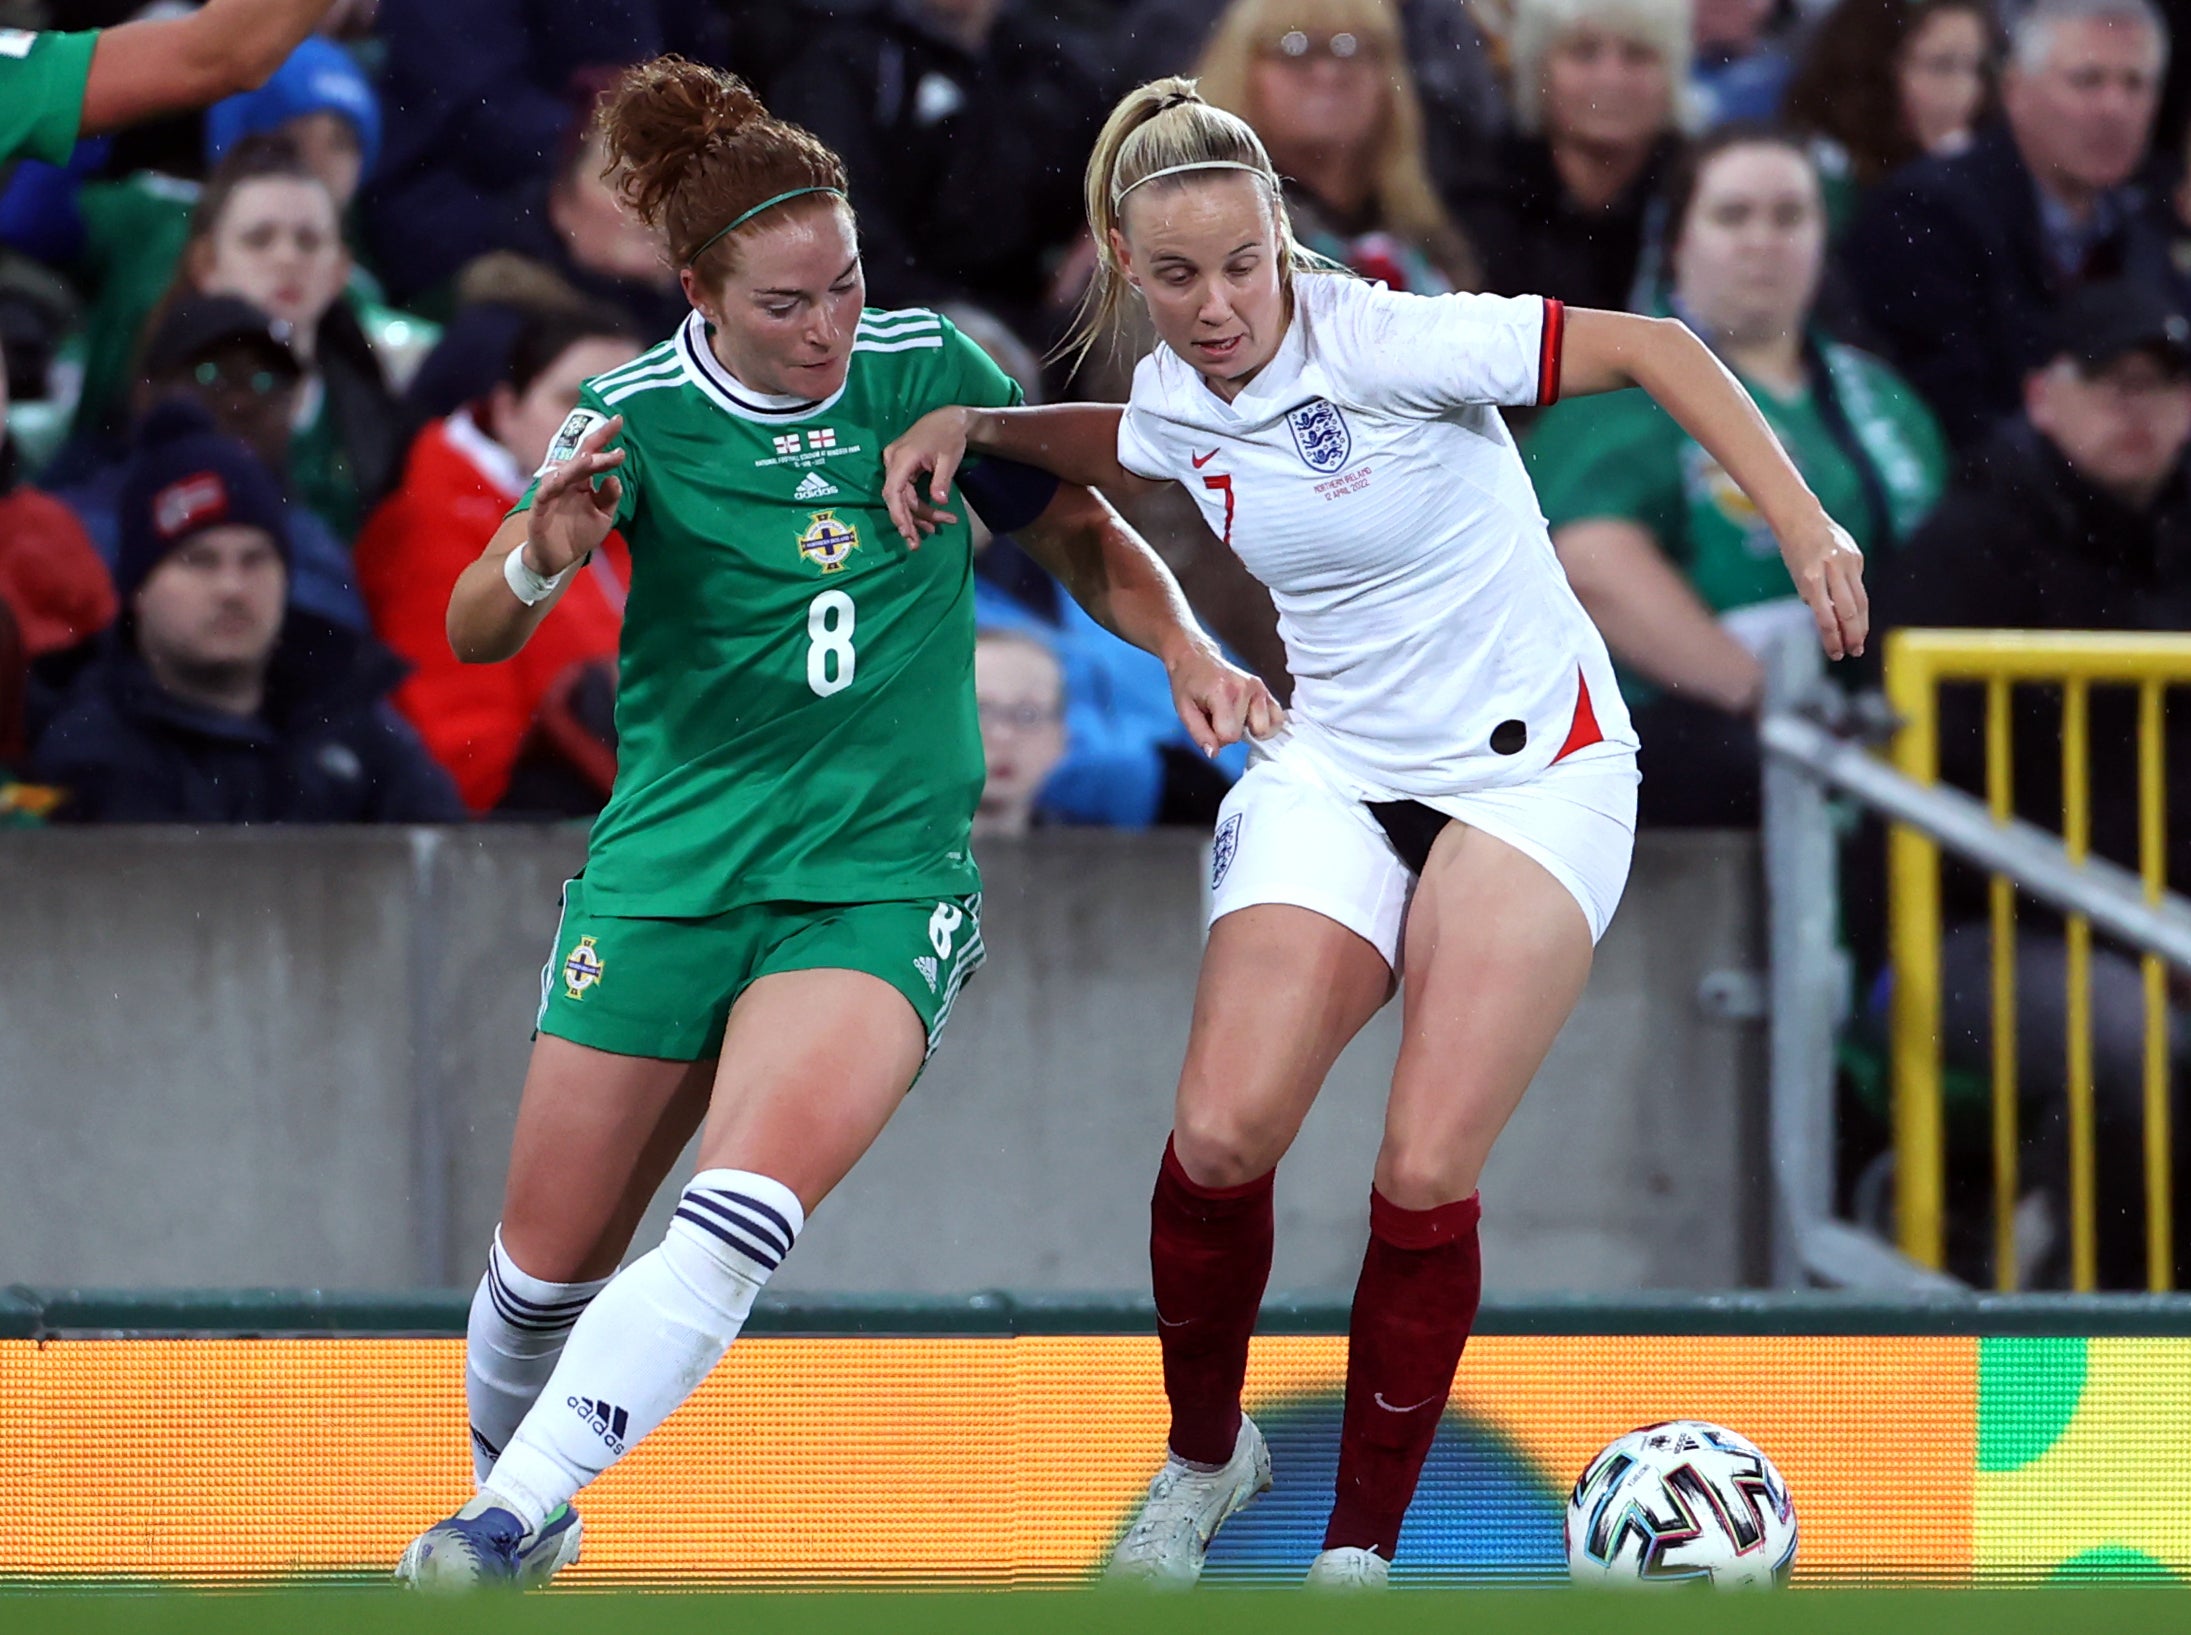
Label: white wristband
xmin=503 ymin=544 xmax=573 ymax=607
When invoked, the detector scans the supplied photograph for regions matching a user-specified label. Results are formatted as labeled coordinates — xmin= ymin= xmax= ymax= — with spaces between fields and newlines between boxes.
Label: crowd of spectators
xmin=1 ymin=0 xmax=2184 ymax=821
xmin=0 ymin=0 xmax=2188 ymax=1279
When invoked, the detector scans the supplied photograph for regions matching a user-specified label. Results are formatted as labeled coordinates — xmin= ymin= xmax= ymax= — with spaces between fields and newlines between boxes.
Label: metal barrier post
xmin=1761 ymin=627 xmax=1840 ymax=1286
xmin=2140 ymin=680 xmax=2173 ymax=1292
xmin=1985 ymin=678 xmax=2019 ymax=1289
xmin=1887 ymin=633 xmax=1948 ymax=1270
xmin=2062 ymin=679 xmax=2097 ymax=1291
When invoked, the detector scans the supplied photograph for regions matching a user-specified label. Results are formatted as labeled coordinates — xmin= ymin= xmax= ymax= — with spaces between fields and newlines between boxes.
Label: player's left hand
xmin=1168 ymin=641 xmax=1285 ymax=756
xmin=1783 ymin=516 xmax=1868 ymax=661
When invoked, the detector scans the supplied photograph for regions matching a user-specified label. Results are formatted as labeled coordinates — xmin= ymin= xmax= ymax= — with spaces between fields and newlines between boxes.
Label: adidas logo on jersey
xmin=569 ymin=1396 xmax=630 ymax=1454
xmin=793 ymin=471 xmax=841 ymax=500
xmin=914 ymin=955 xmax=940 ymax=991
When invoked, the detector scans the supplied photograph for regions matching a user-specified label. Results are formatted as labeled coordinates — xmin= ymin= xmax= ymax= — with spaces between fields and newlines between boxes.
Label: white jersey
xmin=1117 ymin=272 xmax=1637 ymax=801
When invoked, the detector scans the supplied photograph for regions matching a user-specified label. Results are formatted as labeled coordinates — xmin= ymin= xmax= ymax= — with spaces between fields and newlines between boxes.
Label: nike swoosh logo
xmin=1373 ymin=1392 xmax=1442 ymax=1414
xmin=1157 ymin=1315 xmax=1191 ymax=1328
xmin=1191 ymin=449 xmax=1219 ymax=468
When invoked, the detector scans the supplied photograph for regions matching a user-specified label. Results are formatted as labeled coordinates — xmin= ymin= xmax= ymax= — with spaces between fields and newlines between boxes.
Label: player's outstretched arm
xmin=79 ymin=0 xmax=337 ymax=135
xmin=883 ymin=404 xmax=1159 ymax=546
xmin=446 ymin=416 xmax=625 ymax=664
xmin=1556 ymin=307 xmax=1869 ymax=662
xmin=1017 ymin=484 xmax=1282 ymax=756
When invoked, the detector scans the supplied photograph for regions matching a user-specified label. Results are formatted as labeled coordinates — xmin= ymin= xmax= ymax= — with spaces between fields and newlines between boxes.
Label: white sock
xmin=465 ymin=1227 xmax=612 ymax=1486
xmin=483 ymin=1170 xmax=804 ymax=1531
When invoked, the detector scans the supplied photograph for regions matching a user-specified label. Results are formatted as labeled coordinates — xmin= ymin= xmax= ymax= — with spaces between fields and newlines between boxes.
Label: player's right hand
xmin=882 ymin=408 xmax=971 ymax=548
xmin=523 ymin=413 xmax=627 ymax=576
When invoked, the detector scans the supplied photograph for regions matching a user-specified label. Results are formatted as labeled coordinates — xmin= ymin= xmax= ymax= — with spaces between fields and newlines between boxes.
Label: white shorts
xmin=1205 ymin=735 xmax=1639 ymax=967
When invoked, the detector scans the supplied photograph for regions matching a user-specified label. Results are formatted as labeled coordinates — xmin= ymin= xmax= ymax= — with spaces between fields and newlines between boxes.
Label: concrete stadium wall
xmin=0 ymin=828 xmax=1768 ymax=1294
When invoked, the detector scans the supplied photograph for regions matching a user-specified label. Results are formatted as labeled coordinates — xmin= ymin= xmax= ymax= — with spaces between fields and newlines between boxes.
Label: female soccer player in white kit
xmin=885 ymin=79 xmax=1867 ymax=1589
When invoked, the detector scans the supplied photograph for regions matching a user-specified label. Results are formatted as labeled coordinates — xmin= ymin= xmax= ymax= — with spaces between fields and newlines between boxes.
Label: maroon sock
xmin=1324 ymin=1188 xmax=1483 ymax=1559
xmin=1149 ymin=1136 xmax=1275 ymax=1467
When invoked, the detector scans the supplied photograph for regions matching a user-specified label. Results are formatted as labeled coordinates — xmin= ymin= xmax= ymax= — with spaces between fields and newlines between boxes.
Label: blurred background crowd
xmin=5 ymin=0 xmax=2191 ymax=1280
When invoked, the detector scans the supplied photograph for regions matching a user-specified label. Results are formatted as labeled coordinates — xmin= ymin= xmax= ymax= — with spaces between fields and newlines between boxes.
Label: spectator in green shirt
xmin=41 ymin=39 xmax=422 ymax=491
xmin=1527 ymin=125 xmax=1946 ymax=824
xmin=150 ymin=134 xmax=402 ymax=544
xmin=0 ymin=0 xmax=336 ymax=167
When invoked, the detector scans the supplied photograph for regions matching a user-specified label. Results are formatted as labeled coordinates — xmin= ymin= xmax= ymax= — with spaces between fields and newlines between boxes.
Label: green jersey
xmin=0 ymin=29 xmax=94 ymax=166
xmin=1526 ymin=336 xmax=1946 ymax=615
xmin=515 ymin=307 xmax=1020 ymax=917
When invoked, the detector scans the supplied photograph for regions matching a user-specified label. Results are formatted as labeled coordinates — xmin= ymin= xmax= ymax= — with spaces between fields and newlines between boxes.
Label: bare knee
xmin=1373 ymin=1139 xmax=1485 ymax=1213
xmin=1172 ymin=1101 xmax=1294 ymax=1189
xmin=496 ymin=1215 xmax=628 ymax=1285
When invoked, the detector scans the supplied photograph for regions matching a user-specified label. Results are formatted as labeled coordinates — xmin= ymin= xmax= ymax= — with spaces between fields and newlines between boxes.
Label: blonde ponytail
xmin=1063 ymin=77 xmax=1332 ymax=370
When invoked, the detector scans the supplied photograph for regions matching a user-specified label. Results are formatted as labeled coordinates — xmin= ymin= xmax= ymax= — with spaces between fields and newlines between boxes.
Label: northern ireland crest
xmin=797 ymin=509 xmax=860 ymax=572
xmin=1285 ymin=398 xmax=1352 ymax=473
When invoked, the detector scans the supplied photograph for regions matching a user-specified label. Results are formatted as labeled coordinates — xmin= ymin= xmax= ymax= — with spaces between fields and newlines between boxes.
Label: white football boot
xmin=1306 ymin=1546 xmax=1391 ymax=1589
xmin=395 ymin=1491 xmax=583 ymax=1590
xmin=1105 ymin=1415 xmax=1273 ymax=1587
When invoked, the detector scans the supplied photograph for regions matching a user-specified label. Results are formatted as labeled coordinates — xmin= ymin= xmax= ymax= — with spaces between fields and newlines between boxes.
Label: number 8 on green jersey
xmin=514 ymin=305 xmax=1021 ymax=1058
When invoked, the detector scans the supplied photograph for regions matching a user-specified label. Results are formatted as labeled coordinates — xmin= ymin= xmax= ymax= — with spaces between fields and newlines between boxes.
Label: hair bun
xmin=598 ymin=57 xmax=773 ymax=229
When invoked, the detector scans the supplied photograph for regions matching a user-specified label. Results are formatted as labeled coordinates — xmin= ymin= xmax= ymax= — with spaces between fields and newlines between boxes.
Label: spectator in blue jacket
xmin=976 ymin=540 xmax=1248 ymax=828
xmin=30 ymin=401 xmax=463 ymax=824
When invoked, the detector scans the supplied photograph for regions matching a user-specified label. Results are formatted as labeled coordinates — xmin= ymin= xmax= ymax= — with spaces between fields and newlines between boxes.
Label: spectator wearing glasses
xmin=1842 ymin=0 xmax=2181 ymax=450
xmin=54 ymin=295 xmax=366 ymax=632
xmin=1455 ymin=0 xmax=1693 ymax=310
xmin=972 ymin=627 xmax=1069 ymax=837
xmin=1192 ymin=0 xmax=1478 ymax=293
xmin=1110 ymin=0 xmax=1504 ymax=206
xmin=1782 ymin=0 xmax=1996 ymax=231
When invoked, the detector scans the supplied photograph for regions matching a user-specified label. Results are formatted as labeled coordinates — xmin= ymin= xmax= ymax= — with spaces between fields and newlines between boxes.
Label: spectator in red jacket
xmin=354 ymin=303 xmax=639 ymax=813
xmin=0 ymin=352 xmax=116 ymax=667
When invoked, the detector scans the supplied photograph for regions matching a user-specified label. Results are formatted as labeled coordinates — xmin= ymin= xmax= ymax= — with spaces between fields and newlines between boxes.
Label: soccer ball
xmin=1564 ymin=1420 xmax=1798 ymax=1589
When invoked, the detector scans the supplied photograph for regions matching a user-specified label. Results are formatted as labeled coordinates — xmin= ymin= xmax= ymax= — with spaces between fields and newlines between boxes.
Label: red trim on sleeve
xmin=1537 ymin=298 xmax=1566 ymax=407
xmin=1552 ymin=667 xmax=1603 ymax=762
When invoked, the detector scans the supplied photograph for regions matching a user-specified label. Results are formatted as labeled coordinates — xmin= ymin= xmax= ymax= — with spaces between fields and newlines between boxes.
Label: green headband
xmin=686 ymin=187 xmax=846 ymax=267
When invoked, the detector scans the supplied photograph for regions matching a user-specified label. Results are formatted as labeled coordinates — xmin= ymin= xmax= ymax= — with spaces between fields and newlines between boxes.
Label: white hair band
xmin=1112 ymin=160 xmax=1273 ymax=205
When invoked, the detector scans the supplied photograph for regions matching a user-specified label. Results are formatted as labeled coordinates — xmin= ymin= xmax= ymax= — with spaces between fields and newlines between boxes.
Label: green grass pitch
xmin=8 ymin=1587 xmax=2191 ymax=1635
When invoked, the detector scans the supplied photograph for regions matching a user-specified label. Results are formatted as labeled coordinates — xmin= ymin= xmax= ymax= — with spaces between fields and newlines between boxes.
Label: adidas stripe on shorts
xmin=536 ymin=879 xmax=985 ymax=1063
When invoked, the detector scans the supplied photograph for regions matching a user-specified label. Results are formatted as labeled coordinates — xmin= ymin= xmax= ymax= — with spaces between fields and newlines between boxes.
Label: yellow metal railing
xmin=1886 ymin=630 xmax=2191 ymax=1292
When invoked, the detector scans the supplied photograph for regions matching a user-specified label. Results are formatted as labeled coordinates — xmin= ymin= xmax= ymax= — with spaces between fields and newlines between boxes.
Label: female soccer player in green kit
xmin=396 ymin=58 xmax=1278 ymax=1589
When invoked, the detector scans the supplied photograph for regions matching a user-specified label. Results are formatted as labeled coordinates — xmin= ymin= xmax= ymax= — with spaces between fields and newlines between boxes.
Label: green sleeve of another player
xmin=509 ymin=386 xmax=641 ymax=528
xmin=1525 ymin=390 xmax=1686 ymax=552
xmin=0 ymin=30 xmax=96 ymax=166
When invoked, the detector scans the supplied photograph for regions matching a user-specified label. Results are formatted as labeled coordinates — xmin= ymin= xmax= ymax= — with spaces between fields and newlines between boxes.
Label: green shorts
xmin=536 ymin=877 xmax=985 ymax=1063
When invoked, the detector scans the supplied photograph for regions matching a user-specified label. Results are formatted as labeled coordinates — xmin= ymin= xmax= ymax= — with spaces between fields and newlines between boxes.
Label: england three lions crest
xmin=1286 ymin=398 xmax=1352 ymax=473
